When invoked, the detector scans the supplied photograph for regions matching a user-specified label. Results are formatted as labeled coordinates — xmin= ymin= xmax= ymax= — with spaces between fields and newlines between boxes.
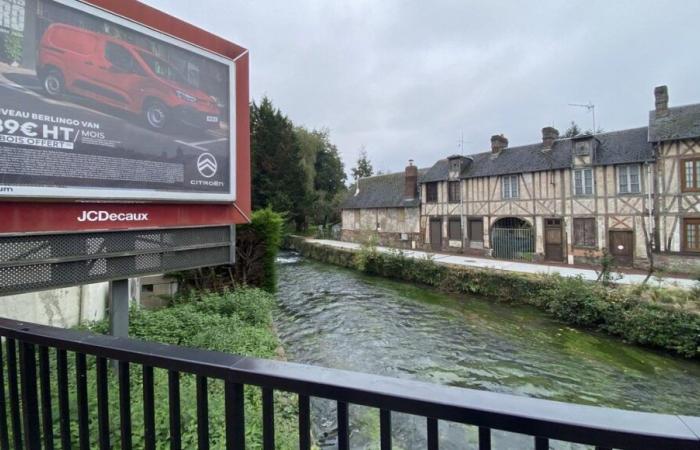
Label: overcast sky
xmin=143 ymin=0 xmax=700 ymax=176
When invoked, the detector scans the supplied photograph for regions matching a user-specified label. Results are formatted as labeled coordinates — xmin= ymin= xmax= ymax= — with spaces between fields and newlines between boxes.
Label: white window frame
xmin=501 ymin=175 xmax=519 ymax=199
xmin=573 ymin=168 xmax=594 ymax=196
xmin=618 ymin=164 xmax=641 ymax=194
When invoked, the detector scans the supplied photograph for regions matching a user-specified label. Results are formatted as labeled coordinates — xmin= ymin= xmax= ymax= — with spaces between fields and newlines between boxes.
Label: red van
xmin=37 ymin=23 xmax=221 ymax=131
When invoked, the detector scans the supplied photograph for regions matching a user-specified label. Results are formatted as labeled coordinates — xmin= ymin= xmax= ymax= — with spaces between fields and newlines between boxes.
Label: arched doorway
xmin=491 ymin=217 xmax=534 ymax=260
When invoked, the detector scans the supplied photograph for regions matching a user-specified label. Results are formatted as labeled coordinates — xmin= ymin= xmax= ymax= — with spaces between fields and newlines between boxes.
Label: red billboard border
xmin=0 ymin=0 xmax=251 ymax=234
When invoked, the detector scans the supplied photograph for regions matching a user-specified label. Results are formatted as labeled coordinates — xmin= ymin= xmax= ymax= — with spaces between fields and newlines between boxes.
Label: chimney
xmin=491 ymin=134 xmax=508 ymax=154
xmin=654 ymin=85 xmax=669 ymax=117
xmin=541 ymin=126 xmax=559 ymax=150
xmin=404 ymin=159 xmax=418 ymax=199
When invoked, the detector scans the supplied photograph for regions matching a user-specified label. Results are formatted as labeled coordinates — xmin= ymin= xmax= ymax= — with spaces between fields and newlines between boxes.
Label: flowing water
xmin=274 ymin=253 xmax=700 ymax=449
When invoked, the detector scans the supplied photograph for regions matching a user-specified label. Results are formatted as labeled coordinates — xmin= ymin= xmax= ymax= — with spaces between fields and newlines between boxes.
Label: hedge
xmin=286 ymin=236 xmax=700 ymax=358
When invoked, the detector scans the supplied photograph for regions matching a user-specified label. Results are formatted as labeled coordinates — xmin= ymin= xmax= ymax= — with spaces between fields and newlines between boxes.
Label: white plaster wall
xmin=0 ymin=282 xmax=108 ymax=328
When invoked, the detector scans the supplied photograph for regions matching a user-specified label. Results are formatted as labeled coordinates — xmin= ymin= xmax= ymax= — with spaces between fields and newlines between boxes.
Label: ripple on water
xmin=274 ymin=255 xmax=700 ymax=449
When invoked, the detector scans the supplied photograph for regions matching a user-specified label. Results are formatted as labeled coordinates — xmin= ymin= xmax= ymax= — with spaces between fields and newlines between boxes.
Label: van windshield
xmin=137 ymin=51 xmax=189 ymax=86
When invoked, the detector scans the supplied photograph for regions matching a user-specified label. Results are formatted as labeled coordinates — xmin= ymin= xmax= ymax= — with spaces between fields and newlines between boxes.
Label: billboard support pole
xmin=109 ymin=279 xmax=130 ymax=339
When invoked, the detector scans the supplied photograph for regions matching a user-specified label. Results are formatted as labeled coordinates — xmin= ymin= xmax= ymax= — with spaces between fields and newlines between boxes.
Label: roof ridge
xmin=461 ymin=125 xmax=649 ymax=158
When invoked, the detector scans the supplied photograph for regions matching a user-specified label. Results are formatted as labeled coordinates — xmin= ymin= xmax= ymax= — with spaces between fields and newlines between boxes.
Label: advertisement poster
xmin=0 ymin=0 xmax=235 ymax=202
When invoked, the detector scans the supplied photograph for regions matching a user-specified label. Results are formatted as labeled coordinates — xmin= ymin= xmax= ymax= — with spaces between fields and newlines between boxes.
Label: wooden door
xmin=544 ymin=218 xmax=564 ymax=261
xmin=468 ymin=218 xmax=483 ymax=242
xmin=609 ymin=230 xmax=634 ymax=266
xmin=429 ymin=218 xmax=442 ymax=251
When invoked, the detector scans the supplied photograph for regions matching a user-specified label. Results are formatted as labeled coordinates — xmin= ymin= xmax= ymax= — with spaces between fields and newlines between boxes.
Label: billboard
xmin=0 ymin=0 xmax=235 ymax=202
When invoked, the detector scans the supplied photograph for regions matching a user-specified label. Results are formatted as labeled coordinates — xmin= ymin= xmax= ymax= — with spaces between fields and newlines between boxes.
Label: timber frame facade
xmin=341 ymin=86 xmax=700 ymax=272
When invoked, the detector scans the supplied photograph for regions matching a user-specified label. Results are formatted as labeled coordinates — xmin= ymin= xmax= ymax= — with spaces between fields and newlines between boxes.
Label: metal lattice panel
xmin=0 ymin=227 xmax=233 ymax=296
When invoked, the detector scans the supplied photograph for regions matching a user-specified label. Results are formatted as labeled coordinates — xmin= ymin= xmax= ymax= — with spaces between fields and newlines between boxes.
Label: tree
xmin=563 ymin=121 xmax=582 ymax=138
xmin=250 ymin=97 xmax=310 ymax=229
xmin=351 ymin=148 xmax=374 ymax=179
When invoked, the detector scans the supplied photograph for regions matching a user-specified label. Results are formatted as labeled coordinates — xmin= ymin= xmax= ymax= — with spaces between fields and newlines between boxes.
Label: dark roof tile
xmin=648 ymin=104 xmax=700 ymax=142
xmin=341 ymin=169 xmax=426 ymax=209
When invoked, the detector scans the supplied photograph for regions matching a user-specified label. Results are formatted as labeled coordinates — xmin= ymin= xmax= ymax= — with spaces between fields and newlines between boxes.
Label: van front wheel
xmin=144 ymin=100 xmax=169 ymax=130
xmin=42 ymin=69 xmax=64 ymax=97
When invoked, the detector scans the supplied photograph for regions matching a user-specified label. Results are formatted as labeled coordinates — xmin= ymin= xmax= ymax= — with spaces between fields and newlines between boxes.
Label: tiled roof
xmin=341 ymin=169 xmax=427 ymax=209
xmin=648 ymin=104 xmax=700 ymax=142
xmin=419 ymin=127 xmax=654 ymax=182
xmin=595 ymin=127 xmax=654 ymax=165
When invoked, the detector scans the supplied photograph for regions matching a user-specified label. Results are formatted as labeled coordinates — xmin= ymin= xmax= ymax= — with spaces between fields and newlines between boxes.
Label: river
xmin=274 ymin=253 xmax=700 ymax=449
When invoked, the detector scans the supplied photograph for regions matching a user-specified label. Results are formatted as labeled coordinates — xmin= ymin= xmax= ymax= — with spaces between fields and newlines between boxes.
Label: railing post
xmin=6 ymin=339 xmax=22 ymax=450
xmin=196 ymin=376 xmax=209 ymax=450
xmin=119 ymin=362 xmax=132 ymax=450
xmin=142 ymin=366 xmax=156 ymax=450
xmin=55 ymin=349 xmax=71 ymax=450
xmin=427 ymin=418 xmax=438 ymax=450
xmin=75 ymin=353 xmax=89 ymax=450
xmin=168 ymin=371 xmax=181 ymax=450
xmin=298 ymin=394 xmax=310 ymax=450
xmin=478 ymin=427 xmax=491 ymax=450
xmin=38 ymin=347 xmax=54 ymax=450
xmin=261 ymin=388 xmax=274 ymax=450
xmin=337 ymin=401 xmax=349 ymax=450
xmin=18 ymin=342 xmax=40 ymax=450
xmin=225 ymin=382 xmax=245 ymax=450
xmin=95 ymin=357 xmax=110 ymax=450
xmin=0 ymin=340 xmax=10 ymax=450
xmin=379 ymin=409 xmax=391 ymax=450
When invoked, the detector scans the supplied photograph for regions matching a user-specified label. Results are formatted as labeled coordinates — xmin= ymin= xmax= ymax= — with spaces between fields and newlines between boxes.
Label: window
xmin=681 ymin=158 xmax=700 ymax=192
xmin=448 ymin=217 xmax=461 ymax=240
xmin=618 ymin=165 xmax=641 ymax=194
xmin=573 ymin=168 xmax=594 ymax=196
xmin=105 ymin=42 xmax=139 ymax=73
xmin=448 ymin=181 xmax=460 ymax=203
xmin=573 ymin=218 xmax=596 ymax=247
xmin=683 ymin=218 xmax=700 ymax=252
xmin=501 ymin=175 xmax=519 ymax=199
xmin=426 ymin=182 xmax=438 ymax=203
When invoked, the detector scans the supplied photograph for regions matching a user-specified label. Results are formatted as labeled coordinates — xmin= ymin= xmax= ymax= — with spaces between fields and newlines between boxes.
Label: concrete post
xmin=109 ymin=279 xmax=129 ymax=338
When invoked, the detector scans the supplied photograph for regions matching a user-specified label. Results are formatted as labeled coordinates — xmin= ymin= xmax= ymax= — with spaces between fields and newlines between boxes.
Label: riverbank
xmin=286 ymin=236 xmax=700 ymax=358
xmin=82 ymin=289 xmax=299 ymax=449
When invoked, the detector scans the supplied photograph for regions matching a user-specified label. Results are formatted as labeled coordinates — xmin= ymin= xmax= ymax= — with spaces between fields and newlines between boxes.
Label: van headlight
xmin=176 ymin=90 xmax=197 ymax=103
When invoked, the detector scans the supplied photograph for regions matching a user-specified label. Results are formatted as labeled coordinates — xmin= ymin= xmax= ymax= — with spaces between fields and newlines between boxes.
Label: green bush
xmin=235 ymin=208 xmax=285 ymax=292
xmin=288 ymin=236 xmax=700 ymax=358
xmin=172 ymin=208 xmax=284 ymax=293
xmin=45 ymin=289 xmax=298 ymax=449
xmin=539 ymin=276 xmax=608 ymax=326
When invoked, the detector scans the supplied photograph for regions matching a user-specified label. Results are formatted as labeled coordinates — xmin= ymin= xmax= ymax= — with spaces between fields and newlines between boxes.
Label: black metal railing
xmin=0 ymin=317 xmax=698 ymax=450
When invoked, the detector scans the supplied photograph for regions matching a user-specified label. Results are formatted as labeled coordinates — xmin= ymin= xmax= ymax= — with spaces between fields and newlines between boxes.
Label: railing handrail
xmin=0 ymin=317 xmax=698 ymax=450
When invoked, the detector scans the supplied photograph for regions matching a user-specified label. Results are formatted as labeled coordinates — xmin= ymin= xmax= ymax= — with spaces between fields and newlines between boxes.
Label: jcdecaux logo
xmin=77 ymin=210 xmax=149 ymax=222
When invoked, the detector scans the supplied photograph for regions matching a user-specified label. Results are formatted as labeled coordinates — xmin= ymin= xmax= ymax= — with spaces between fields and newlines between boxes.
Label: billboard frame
xmin=0 ymin=0 xmax=245 ymax=203
xmin=0 ymin=0 xmax=251 ymax=233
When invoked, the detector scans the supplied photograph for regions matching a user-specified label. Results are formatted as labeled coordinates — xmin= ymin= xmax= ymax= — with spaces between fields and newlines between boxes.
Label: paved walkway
xmin=305 ymin=238 xmax=697 ymax=289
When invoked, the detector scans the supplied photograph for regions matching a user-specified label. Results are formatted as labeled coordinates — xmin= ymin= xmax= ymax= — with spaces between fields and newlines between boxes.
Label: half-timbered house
xmin=341 ymin=86 xmax=700 ymax=271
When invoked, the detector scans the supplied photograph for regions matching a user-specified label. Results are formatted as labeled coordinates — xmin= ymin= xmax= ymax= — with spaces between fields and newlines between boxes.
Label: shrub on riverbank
xmin=173 ymin=208 xmax=285 ymax=293
xmin=288 ymin=236 xmax=700 ymax=358
xmin=71 ymin=288 xmax=297 ymax=449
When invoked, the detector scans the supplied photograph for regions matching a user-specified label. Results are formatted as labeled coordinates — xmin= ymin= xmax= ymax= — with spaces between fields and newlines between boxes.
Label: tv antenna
xmin=568 ymin=102 xmax=596 ymax=134
xmin=457 ymin=131 xmax=471 ymax=153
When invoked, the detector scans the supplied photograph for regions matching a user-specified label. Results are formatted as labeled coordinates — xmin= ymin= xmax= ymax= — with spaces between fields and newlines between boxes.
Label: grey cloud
xmin=142 ymin=0 xmax=700 ymax=174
